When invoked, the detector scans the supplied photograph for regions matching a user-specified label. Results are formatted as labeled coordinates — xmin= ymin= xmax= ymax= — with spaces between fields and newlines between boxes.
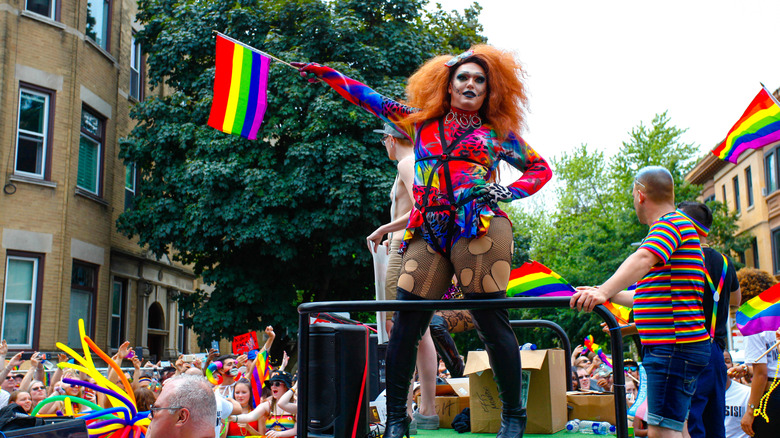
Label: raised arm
xmin=495 ymin=133 xmax=552 ymax=200
xmin=293 ymin=62 xmax=417 ymax=142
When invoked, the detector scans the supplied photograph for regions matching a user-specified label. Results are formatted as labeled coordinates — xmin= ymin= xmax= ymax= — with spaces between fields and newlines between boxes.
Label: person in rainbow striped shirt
xmin=571 ymin=166 xmax=711 ymax=438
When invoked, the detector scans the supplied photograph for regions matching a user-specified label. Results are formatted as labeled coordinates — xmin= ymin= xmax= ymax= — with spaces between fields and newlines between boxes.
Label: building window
xmin=15 ymin=87 xmax=53 ymax=179
xmin=746 ymin=167 xmax=754 ymax=207
xmin=69 ymin=262 xmax=97 ymax=347
xmin=86 ymin=0 xmax=110 ymax=50
xmin=773 ymin=228 xmax=780 ymax=275
xmin=753 ymin=237 xmax=760 ymax=269
xmin=722 ymin=185 xmax=727 ymax=207
xmin=2 ymin=254 xmax=42 ymax=349
xmin=704 ymin=194 xmax=715 ymax=204
xmin=26 ymin=0 xmax=56 ymax=20
xmin=130 ymin=35 xmax=142 ymax=100
xmin=125 ymin=163 xmax=136 ymax=211
xmin=766 ymin=152 xmax=777 ymax=194
xmin=110 ymin=278 xmax=126 ymax=350
xmin=178 ymin=311 xmax=186 ymax=354
xmin=733 ymin=176 xmax=740 ymax=214
xmin=77 ymin=108 xmax=104 ymax=195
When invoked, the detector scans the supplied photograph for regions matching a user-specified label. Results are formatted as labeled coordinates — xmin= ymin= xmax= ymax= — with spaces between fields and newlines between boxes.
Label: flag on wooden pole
xmin=208 ymin=32 xmax=270 ymax=140
xmin=712 ymin=86 xmax=780 ymax=163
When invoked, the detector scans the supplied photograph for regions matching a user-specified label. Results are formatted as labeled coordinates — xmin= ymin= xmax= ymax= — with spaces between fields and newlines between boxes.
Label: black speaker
xmin=308 ymin=323 xmax=370 ymax=438
xmin=368 ymin=334 xmax=386 ymax=400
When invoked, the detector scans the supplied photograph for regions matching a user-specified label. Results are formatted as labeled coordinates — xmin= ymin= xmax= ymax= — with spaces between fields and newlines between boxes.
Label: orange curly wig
xmin=404 ymin=45 xmax=528 ymax=141
xmin=736 ymin=267 xmax=778 ymax=305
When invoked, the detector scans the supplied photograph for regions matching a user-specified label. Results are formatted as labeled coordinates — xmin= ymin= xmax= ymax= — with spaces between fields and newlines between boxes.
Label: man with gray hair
xmin=146 ymin=374 xmax=216 ymax=438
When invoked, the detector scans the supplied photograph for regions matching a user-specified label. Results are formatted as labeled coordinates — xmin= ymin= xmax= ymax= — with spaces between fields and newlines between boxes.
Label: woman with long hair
xmin=293 ymin=44 xmax=551 ymax=438
xmin=229 ymin=372 xmax=296 ymax=438
xmin=225 ymin=379 xmax=262 ymax=437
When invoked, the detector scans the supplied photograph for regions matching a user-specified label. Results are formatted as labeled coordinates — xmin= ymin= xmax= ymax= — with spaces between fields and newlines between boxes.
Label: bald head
xmin=634 ymin=166 xmax=674 ymax=203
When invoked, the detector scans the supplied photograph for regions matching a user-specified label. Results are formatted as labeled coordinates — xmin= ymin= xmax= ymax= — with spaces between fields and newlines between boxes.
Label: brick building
xmin=686 ymin=87 xmax=780 ymax=275
xmin=0 ymin=0 xmax=203 ymax=360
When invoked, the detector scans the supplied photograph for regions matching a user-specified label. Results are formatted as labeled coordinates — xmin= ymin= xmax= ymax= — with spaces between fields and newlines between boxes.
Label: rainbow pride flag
xmin=712 ymin=86 xmax=780 ymax=163
xmin=507 ymin=261 xmax=575 ymax=297
xmin=248 ymin=349 xmax=272 ymax=409
xmin=603 ymin=301 xmax=632 ymax=325
xmin=737 ymin=283 xmax=780 ymax=336
xmin=208 ymin=33 xmax=270 ymax=140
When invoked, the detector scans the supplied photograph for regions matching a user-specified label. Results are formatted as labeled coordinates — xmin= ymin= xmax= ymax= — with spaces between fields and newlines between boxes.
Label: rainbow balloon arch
xmin=30 ymin=319 xmax=150 ymax=437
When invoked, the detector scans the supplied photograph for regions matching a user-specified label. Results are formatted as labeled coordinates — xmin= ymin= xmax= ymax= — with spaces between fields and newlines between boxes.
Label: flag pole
xmin=755 ymin=339 xmax=780 ymax=362
xmin=213 ymin=31 xmax=299 ymax=70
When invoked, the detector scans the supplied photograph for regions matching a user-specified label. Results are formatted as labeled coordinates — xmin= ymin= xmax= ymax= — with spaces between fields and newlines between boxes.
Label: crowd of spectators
xmin=0 ymin=326 xmax=296 ymax=437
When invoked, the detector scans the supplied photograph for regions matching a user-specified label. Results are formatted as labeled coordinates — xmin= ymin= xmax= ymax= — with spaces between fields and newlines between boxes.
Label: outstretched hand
xmin=290 ymin=62 xmax=322 ymax=83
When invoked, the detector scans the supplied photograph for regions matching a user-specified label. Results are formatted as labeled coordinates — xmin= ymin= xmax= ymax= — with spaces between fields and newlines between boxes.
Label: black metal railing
xmin=298 ymin=297 xmax=627 ymax=438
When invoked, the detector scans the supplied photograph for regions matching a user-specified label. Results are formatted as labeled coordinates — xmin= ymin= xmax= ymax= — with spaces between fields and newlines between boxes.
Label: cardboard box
xmin=567 ymin=391 xmax=617 ymax=425
xmin=435 ymin=395 xmax=471 ymax=428
xmin=464 ymin=349 xmax=567 ymax=434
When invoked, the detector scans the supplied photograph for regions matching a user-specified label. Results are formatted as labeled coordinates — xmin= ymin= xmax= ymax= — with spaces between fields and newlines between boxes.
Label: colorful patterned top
xmin=265 ymin=412 xmax=295 ymax=432
xmin=634 ymin=210 xmax=709 ymax=345
xmin=306 ymin=64 xmax=551 ymax=254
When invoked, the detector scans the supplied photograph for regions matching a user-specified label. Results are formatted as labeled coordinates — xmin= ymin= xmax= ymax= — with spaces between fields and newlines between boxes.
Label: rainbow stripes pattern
xmin=737 ymin=283 xmax=780 ymax=336
xmin=634 ymin=211 xmax=709 ymax=345
xmin=507 ymin=261 xmax=575 ymax=297
xmin=712 ymin=86 xmax=780 ymax=163
xmin=208 ymin=33 xmax=270 ymax=140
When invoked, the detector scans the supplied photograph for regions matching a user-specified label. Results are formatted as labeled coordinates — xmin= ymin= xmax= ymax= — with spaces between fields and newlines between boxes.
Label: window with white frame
xmin=68 ymin=262 xmax=97 ymax=347
xmin=2 ymin=255 xmax=40 ymax=348
xmin=15 ymin=88 xmax=50 ymax=179
xmin=130 ymin=35 xmax=142 ymax=100
xmin=77 ymin=108 xmax=104 ymax=195
xmin=25 ymin=0 xmax=56 ymax=20
xmin=110 ymin=278 xmax=126 ymax=350
xmin=125 ymin=162 xmax=136 ymax=211
xmin=86 ymin=0 xmax=110 ymax=50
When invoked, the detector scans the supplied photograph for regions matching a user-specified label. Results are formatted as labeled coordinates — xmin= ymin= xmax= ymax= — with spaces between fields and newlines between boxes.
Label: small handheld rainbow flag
xmin=603 ymin=301 xmax=632 ymax=325
xmin=584 ymin=335 xmax=612 ymax=368
xmin=208 ymin=32 xmax=270 ymax=140
xmin=737 ymin=283 xmax=780 ymax=336
xmin=507 ymin=261 xmax=575 ymax=297
xmin=712 ymin=86 xmax=780 ymax=163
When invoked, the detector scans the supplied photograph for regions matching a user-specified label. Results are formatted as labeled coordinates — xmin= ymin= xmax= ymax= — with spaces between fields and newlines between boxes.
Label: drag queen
xmin=293 ymin=45 xmax=551 ymax=438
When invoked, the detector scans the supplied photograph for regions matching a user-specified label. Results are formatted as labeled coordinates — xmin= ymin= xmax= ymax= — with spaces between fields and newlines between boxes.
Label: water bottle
xmin=579 ymin=421 xmax=613 ymax=435
xmin=520 ymin=343 xmax=537 ymax=351
xmin=565 ymin=420 xmax=580 ymax=433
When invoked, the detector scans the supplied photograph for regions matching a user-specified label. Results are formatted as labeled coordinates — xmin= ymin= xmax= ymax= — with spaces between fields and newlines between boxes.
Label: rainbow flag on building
xmin=712 ymin=86 xmax=780 ymax=163
xmin=208 ymin=32 xmax=270 ymax=140
xmin=736 ymin=283 xmax=780 ymax=336
xmin=507 ymin=261 xmax=575 ymax=297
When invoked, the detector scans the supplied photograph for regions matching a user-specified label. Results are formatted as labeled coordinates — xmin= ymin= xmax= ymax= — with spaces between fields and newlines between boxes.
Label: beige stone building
xmin=0 ymin=0 xmax=204 ymax=360
xmin=686 ymin=87 xmax=780 ymax=275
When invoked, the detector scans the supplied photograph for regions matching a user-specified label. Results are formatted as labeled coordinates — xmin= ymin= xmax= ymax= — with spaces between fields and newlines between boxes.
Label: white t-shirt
xmin=0 ymin=390 xmax=9 ymax=409
xmin=214 ymin=393 xmax=234 ymax=438
xmin=724 ymin=381 xmax=750 ymax=438
xmin=744 ymin=331 xmax=779 ymax=378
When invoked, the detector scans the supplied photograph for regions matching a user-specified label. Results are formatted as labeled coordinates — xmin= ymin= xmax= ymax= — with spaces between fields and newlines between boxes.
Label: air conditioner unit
xmin=762 ymin=187 xmax=768 ymax=197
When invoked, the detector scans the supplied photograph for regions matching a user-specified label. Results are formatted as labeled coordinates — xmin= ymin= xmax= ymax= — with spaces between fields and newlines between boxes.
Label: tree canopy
xmin=121 ymin=0 xmax=485 ymax=346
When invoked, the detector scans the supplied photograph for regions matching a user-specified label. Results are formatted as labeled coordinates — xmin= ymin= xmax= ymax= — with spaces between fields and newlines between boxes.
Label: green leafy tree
xmin=121 ymin=0 xmax=485 ymax=346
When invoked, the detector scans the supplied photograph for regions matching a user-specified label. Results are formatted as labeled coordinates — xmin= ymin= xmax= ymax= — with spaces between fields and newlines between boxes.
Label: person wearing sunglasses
xmin=146 ymin=375 xmax=217 ymax=438
xmin=230 ymin=371 xmax=296 ymax=437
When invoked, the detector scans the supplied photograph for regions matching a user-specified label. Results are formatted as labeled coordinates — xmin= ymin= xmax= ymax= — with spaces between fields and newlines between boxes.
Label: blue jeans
xmin=642 ymin=341 xmax=710 ymax=431
xmin=687 ymin=342 xmax=726 ymax=438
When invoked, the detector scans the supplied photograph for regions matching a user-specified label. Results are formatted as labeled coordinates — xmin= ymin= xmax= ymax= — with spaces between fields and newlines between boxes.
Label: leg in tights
xmin=383 ymin=236 xmax=453 ymax=437
xmin=452 ymin=217 xmax=526 ymax=437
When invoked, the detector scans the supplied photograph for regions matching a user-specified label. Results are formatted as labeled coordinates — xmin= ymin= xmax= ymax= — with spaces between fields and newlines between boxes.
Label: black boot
xmin=467 ymin=291 xmax=526 ymax=438
xmin=429 ymin=314 xmax=465 ymax=378
xmin=385 ymin=289 xmax=434 ymax=438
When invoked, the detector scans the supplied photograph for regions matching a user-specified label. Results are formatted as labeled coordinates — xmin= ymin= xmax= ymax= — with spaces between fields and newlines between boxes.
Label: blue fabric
xmin=687 ymin=342 xmax=726 ymax=438
xmin=643 ymin=341 xmax=710 ymax=431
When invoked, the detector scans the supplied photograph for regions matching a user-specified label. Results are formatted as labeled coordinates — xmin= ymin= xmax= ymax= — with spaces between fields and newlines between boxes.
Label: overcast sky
xmin=433 ymin=0 xmax=780 ymax=165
